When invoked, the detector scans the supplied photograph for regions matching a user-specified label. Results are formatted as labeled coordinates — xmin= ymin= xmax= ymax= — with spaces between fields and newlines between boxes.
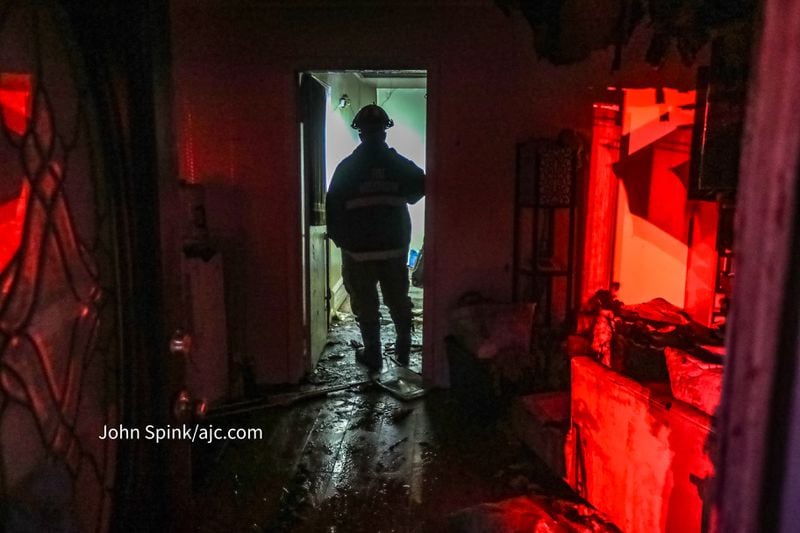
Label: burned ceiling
xmin=496 ymin=0 xmax=756 ymax=68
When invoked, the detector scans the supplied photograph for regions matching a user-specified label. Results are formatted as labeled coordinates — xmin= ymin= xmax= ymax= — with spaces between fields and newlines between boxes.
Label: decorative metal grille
xmin=537 ymin=142 xmax=575 ymax=207
xmin=0 ymin=2 xmax=120 ymax=531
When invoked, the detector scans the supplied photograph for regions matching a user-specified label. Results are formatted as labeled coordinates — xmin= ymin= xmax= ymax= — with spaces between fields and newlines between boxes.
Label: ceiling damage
xmin=496 ymin=0 xmax=756 ymax=68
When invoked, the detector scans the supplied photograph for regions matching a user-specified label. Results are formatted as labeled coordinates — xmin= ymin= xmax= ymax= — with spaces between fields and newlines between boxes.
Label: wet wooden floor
xmin=191 ymin=307 xmax=573 ymax=532
xmin=192 ymin=386 xmax=573 ymax=532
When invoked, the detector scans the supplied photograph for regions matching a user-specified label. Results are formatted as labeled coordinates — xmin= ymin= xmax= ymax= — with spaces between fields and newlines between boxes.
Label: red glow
xmin=0 ymin=73 xmax=32 ymax=272
xmin=581 ymin=102 xmax=621 ymax=300
xmin=565 ymin=357 xmax=714 ymax=532
xmin=583 ymin=88 xmax=699 ymax=305
xmin=611 ymin=88 xmax=696 ymax=306
xmin=0 ymin=181 xmax=29 ymax=269
xmin=178 ymin=93 xmax=197 ymax=182
xmin=684 ymin=200 xmax=720 ymax=324
xmin=0 ymin=73 xmax=31 ymax=136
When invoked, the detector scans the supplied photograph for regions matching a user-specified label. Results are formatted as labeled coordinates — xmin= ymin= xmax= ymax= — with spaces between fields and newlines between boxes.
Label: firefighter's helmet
xmin=351 ymin=104 xmax=394 ymax=130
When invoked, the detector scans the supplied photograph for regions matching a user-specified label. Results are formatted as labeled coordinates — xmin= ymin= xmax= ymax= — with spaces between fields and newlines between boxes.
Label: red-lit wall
xmin=170 ymin=0 xmax=703 ymax=385
xmin=684 ymin=200 xmax=720 ymax=324
xmin=613 ymin=127 xmax=694 ymax=307
xmin=566 ymin=357 xmax=715 ymax=532
xmin=611 ymin=89 xmax=697 ymax=308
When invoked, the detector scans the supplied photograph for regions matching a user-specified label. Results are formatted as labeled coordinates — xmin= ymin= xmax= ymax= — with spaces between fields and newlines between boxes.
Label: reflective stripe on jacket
xmin=326 ymin=143 xmax=425 ymax=259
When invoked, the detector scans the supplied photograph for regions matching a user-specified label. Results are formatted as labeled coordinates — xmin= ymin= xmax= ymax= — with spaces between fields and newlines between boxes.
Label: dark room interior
xmin=1 ymin=1 xmax=800 ymax=532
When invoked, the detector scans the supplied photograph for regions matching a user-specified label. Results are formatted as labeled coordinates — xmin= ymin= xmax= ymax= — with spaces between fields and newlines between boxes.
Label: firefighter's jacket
xmin=326 ymin=142 xmax=425 ymax=261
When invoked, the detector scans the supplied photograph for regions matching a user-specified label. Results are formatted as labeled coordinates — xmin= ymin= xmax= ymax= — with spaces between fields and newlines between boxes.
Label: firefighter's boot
xmin=394 ymin=321 xmax=412 ymax=366
xmin=356 ymin=320 xmax=382 ymax=372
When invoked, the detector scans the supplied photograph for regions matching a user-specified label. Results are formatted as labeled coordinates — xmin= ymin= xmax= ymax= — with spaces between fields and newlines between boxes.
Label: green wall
xmin=378 ymin=88 xmax=427 ymax=252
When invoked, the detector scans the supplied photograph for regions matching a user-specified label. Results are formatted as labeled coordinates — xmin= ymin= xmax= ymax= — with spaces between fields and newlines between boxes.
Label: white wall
xmin=319 ymin=72 xmax=376 ymax=188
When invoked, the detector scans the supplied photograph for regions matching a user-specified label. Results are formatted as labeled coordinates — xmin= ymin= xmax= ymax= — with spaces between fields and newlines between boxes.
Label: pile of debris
xmin=447 ymin=495 xmax=621 ymax=533
xmin=570 ymin=290 xmax=724 ymax=382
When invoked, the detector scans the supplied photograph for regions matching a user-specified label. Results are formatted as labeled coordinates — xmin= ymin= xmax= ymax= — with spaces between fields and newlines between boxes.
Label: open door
xmin=300 ymin=74 xmax=329 ymax=371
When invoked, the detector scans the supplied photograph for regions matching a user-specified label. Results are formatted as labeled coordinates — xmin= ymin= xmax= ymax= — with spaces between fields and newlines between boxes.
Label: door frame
xmin=713 ymin=1 xmax=800 ymax=530
xmin=292 ymin=66 xmax=433 ymax=382
xmin=298 ymin=73 xmax=332 ymax=373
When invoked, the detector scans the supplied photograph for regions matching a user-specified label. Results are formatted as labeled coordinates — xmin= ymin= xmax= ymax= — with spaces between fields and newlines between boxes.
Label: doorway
xmin=299 ymin=69 xmax=428 ymax=375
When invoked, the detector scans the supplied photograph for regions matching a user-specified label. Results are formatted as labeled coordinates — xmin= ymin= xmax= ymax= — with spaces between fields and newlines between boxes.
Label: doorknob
xmin=169 ymin=329 xmax=192 ymax=356
xmin=173 ymin=390 xmax=194 ymax=423
xmin=173 ymin=390 xmax=208 ymax=423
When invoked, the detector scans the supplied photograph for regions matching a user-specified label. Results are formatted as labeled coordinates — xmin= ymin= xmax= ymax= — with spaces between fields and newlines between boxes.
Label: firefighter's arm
xmin=397 ymin=157 xmax=425 ymax=205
